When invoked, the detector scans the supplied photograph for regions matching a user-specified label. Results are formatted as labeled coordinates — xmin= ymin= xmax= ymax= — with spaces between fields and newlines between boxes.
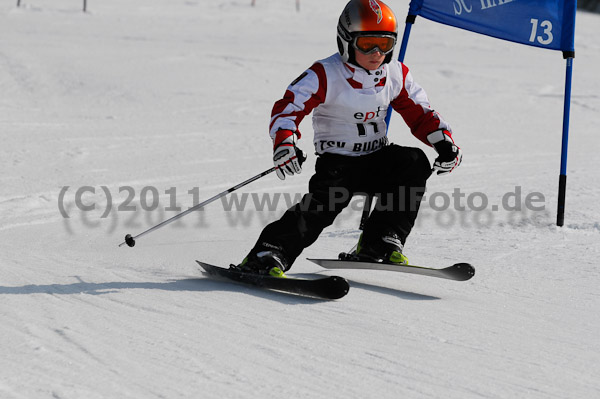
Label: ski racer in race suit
xmin=237 ymin=0 xmax=462 ymax=277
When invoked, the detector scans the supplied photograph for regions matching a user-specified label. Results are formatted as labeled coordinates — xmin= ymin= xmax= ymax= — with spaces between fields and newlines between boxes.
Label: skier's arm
xmin=269 ymin=63 xmax=326 ymax=180
xmin=269 ymin=63 xmax=327 ymax=140
xmin=390 ymin=63 xmax=452 ymax=146
xmin=391 ymin=63 xmax=462 ymax=174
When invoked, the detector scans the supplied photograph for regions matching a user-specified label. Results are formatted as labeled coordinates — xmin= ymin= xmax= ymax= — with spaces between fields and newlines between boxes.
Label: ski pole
xmin=119 ymin=149 xmax=306 ymax=248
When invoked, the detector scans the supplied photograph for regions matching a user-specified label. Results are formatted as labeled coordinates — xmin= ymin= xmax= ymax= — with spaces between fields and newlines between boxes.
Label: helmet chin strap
xmin=346 ymin=49 xmax=389 ymax=74
xmin=344 ymin=47 xmax=372 ymax=73
xmin=349 ymin=61 xmax=373 ymax=74
xmin=344 ymin=59 xmax=384 ymax=76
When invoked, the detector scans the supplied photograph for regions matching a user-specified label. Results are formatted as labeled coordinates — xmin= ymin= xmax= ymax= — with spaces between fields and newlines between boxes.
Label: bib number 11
xmin=356 ymin=122 xmax=379 ymax=137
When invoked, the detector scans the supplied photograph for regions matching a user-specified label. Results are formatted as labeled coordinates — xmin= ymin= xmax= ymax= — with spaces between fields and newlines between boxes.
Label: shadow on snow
xmin=0 ymin=274 xmax=440 ymax=301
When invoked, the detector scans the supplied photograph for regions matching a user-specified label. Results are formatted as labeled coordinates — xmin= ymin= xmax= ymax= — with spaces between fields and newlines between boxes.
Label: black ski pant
xmin=248 ymin=144 xmax=432 ymax=267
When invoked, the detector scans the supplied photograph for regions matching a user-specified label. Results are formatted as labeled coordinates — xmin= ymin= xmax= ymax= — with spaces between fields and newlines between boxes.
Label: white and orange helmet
xmin=337 ymin=0 xmax=398 ymax=66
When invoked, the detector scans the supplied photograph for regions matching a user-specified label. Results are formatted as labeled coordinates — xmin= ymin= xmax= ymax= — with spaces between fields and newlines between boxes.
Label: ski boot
xmin=234 ymin=250 xmax=289 ymax=278
xmin=351 ymin=232 xmax=409 ymax=265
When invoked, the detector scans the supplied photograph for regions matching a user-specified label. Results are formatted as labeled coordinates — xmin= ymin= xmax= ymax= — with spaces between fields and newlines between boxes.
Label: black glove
xmin=428 ymin=130 xmax=462 ymax=175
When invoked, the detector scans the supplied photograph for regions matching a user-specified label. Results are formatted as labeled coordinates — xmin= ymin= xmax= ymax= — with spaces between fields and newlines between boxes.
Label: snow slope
xmin=1 ymin=1 xmax=599 ymax=398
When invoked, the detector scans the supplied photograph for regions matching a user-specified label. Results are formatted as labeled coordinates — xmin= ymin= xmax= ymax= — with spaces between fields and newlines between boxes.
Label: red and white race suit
xmin=269 ymin=53 xmax=452 ymax=156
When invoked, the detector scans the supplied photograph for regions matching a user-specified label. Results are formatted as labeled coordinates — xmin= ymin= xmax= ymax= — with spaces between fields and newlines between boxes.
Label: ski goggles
xmin=353 ymin=35 xmax=396 ymax=55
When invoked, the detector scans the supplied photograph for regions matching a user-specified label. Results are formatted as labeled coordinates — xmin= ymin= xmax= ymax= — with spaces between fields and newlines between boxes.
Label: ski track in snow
xmin=1 ymin=1 xmax=599 ymax=398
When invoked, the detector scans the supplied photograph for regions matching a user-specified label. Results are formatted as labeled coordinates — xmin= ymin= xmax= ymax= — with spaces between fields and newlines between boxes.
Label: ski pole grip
xmin=296 ymin=147 xmax=308 ymax=166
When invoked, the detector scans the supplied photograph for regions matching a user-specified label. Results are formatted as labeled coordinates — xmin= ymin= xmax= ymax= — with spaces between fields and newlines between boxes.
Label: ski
xmin=307 ymin=257 xmax=475 ymax=281
xmin=196 ymin=261 xmax=350 ymax=300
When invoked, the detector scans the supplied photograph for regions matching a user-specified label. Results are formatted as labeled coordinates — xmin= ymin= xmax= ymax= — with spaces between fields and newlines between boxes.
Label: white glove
xmin=428 ymin=130 xmax=463 ymax=175
xmin=273 ymin=130 xmax=303 ymax=180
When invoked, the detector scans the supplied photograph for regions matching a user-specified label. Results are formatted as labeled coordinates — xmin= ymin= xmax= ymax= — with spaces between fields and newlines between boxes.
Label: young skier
xmin=236 ymin=0 xmax=462 ymax=277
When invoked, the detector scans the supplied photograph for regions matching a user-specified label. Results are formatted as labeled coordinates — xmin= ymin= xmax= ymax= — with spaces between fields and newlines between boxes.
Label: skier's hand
xmin=428 ymin=130 xmax=462 ymax=175
xmin=273 ymin=130 xmax=305 ymax=180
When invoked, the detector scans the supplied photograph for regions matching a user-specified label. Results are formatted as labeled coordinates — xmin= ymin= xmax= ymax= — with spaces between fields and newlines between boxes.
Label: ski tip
xmin=196 ymin=260 xmax=208 ymax=272
xmin=196 ymin=260 xmax=220 ymax=275
xmin=326 ymin=276 xmax=350 ymax=299
xmin=451 ymin=263 xmax=475 ymax=281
